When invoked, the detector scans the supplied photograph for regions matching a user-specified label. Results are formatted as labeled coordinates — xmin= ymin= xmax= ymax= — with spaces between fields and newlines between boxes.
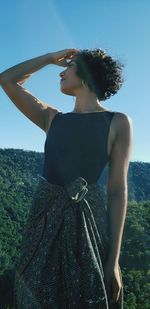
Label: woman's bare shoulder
xmin=109 ymin=111 xmax=133 ymax=149
xmin=112 ymin=111 xmax=133 ymax=131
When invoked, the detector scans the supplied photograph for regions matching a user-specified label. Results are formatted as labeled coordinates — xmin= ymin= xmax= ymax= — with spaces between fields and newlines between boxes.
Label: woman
xmin=0 ymin=48 xmax=133 ymax=308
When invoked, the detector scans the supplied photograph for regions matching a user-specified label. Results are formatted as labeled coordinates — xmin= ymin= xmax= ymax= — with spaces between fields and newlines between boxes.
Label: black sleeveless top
xmin=42 ymin=111 xmax=115 ymax=185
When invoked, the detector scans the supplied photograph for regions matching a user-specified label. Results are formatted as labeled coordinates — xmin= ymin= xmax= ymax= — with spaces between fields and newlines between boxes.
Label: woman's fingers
xmin=112 ymin=281 xmax=119 ymax=303
xmin=104 ymin=262 xmax=122 ymax=306
xmin=64 ymin=48 xmax=78 ymax=57
xmin=57 ymin=58 xmax=68 ymax=67
xmin=53 ymin=48 xmax=78 ymax=67
xmin=58 ymin=50 xmax=77 ymax=61
xmin=109 ymin=276 xmax=122 ymax=305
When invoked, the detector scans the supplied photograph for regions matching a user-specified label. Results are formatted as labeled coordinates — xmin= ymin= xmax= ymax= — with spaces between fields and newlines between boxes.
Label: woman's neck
xmin=73 ymin=97 xmax=105 ymax=113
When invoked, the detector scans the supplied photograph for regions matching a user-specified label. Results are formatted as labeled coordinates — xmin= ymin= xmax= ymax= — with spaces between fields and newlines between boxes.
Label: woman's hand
xmin=49 ymin=49 xmax=78 ymax=67
xmin=104 ymin=259 xmax=122 ymax=306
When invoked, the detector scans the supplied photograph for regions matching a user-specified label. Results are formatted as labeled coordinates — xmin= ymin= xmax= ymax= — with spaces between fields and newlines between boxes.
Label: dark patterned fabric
xmin=14 ymin=176 xmax=123 ymax=308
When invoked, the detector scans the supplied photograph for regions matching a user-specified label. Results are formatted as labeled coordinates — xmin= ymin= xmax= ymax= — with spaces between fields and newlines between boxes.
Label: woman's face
xmin=59 ymin=60 xmax=82 ymax=96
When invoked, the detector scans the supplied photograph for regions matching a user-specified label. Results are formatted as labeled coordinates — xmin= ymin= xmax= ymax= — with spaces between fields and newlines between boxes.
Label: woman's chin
xmin=60 ymin=87 xmax=74 ymax=96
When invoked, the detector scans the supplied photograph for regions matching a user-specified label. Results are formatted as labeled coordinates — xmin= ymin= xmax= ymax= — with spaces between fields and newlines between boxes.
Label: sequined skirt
xmin=14 ymin=176 xmax=123 ymax=309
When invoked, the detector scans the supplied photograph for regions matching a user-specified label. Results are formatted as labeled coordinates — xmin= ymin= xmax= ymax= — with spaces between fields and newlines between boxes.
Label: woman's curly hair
xmin=75 ymin=49 xmax=124 ymax=101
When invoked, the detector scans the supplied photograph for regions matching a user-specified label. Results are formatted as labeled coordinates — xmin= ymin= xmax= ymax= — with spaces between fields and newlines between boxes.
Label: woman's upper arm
xmin=1 ymin=82 xmax=60 ymax=132
xmin=107 ymin=112 xmax=133 ymax=195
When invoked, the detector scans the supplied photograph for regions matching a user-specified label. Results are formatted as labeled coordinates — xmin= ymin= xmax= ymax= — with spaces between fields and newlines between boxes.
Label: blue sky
xmin=0 ymin=0 xmax=150 ymax=163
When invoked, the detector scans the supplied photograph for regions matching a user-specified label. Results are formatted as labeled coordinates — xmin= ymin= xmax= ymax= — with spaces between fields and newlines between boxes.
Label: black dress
xmin=14 ymin=111 xmax=123 ymax=308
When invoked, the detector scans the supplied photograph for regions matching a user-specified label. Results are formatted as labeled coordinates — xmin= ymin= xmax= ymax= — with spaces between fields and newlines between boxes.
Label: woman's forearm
xmin=107 ymin=186 xmax=128 ymax=265
xmin=0 ymin=53 xmax=53 ymax=85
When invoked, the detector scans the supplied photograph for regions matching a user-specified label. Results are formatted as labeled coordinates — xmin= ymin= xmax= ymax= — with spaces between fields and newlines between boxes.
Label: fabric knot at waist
xmin=36 ymin=175 xmax=95 ymax=212
xmin=64 ymin=176 xmax=89 ymax=203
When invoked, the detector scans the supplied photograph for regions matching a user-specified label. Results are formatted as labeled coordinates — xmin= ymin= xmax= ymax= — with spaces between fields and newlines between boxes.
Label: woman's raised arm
xmin=0 ymin=49 xmax=77 ymax=132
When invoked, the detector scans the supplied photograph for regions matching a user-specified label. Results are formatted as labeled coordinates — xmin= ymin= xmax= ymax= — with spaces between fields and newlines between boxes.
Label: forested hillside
xmin=0 ymin=148 xmax=149 ymax=308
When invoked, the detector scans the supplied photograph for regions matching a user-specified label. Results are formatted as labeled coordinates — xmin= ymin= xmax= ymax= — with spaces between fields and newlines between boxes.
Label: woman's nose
xmin=59 ymin=71 xmax=65 ymax=78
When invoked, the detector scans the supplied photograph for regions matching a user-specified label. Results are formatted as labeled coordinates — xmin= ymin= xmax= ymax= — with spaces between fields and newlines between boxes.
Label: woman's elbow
xmin=107 ymin=182 xmax=128 ymax=198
